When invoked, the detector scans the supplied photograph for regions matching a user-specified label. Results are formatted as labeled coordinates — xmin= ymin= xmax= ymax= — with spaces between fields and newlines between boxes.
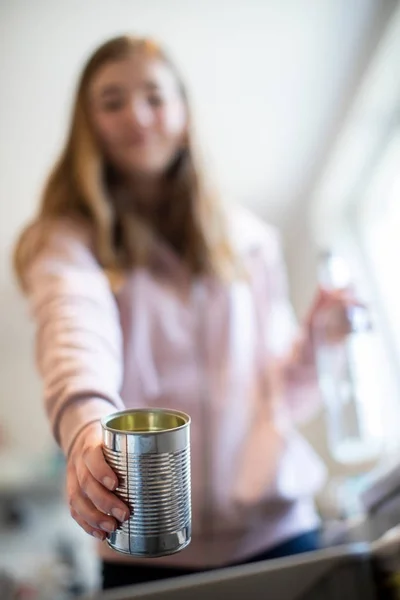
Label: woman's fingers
xmin=318 ymin=287 xmax=364 ymax=308
xmin=66 ymin=430 xmax=129 ymax=540
xmin=70 ymin=508 xmax=107 ymax=541
xmin=76 ymin=465 xmax=129 ymax=523
xmin=307 ymin=287 xmax=365 ymax=331
xmin=72 ymin=488 xmax=117 ymax=533
xmin=67 ymin=464 xmax=117 ymax=535
xmin=83 ymin=444 xmax=118 ymax=491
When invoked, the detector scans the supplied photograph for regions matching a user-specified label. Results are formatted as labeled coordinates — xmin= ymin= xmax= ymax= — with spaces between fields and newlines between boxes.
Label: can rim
xmin=101 ymin=407 xmax=191 ymax=434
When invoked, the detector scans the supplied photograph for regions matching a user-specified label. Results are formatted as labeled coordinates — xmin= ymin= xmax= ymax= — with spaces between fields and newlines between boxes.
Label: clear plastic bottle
xmin=313 ymin=251 xmax=382 ymax=466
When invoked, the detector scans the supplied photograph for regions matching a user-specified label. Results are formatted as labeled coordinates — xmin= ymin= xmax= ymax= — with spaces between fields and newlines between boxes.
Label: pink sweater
xmin=25 ymin=206 xmax=326 ymax=568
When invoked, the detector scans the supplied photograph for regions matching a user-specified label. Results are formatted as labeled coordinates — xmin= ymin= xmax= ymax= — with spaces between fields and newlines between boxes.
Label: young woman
xmin=14 ymin=36 xmax=348 ymax=590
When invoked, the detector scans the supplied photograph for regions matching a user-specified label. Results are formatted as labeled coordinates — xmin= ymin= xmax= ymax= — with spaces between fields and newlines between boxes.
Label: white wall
xmin=0 ymin=0 xmax=389 ymax=455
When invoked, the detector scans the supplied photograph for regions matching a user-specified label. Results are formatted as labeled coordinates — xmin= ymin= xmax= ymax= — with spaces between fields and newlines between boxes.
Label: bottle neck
xmin=318 ymin=251 xmax=352 ymax=291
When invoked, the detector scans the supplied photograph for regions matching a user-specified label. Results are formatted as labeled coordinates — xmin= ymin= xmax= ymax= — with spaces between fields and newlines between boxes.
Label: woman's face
xmin=89 ymin=53 xmax=188 ymax=177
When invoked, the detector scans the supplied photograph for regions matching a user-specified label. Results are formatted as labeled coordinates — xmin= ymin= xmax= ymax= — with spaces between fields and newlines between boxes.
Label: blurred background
xmin=1 ymin=0 xmax=400 ymax=597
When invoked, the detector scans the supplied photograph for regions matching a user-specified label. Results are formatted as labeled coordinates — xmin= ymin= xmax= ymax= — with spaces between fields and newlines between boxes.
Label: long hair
xmin=14 ymin=35 xmax=239 ymax=290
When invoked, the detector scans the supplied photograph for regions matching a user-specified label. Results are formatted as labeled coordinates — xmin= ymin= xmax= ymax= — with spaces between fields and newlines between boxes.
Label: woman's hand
xmin=66 ymin=421 xmax=130 ymax=540
xmin=305 ymin=287 xmax=364 ymax=341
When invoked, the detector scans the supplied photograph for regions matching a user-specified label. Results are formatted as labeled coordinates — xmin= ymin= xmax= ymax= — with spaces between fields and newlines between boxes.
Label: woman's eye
xmin=148 ymin=94 xmax=164 ymax=108
xmin=102 ymin=99 xmax=124 ymax=112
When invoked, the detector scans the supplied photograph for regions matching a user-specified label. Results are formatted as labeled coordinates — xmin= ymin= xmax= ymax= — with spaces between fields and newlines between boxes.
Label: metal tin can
xmin=102 ymin=408 xmax=191 ymax=558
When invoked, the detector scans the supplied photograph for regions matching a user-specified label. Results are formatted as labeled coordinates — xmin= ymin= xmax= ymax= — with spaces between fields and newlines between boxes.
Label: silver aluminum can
xmin=102 ymin=408 xmax=191 ymax=557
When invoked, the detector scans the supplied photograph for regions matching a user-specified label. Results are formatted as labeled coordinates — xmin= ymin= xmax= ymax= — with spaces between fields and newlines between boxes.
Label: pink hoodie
xmin=25 ymin=206 xmax=326 ymax=568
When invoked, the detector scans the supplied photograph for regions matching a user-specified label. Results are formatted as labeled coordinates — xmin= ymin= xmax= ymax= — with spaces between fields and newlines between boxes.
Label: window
xmin=347 ymin=130 xmax=400 ymax=453
xmin=354 ymin=131 xmax=400 ymax=367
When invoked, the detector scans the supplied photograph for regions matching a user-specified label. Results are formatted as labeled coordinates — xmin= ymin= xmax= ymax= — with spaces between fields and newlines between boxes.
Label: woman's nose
xmin=127 ymin=100 xmax=153 ymax=129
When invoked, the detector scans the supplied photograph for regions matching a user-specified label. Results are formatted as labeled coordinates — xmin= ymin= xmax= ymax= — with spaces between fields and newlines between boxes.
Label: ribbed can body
xmin=102 ymin=409 xmax=191 ymax=557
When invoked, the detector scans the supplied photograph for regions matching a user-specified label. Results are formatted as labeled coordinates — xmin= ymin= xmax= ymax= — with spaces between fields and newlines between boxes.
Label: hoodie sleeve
xmin=24 ymin=220 xmax=124 ymax=455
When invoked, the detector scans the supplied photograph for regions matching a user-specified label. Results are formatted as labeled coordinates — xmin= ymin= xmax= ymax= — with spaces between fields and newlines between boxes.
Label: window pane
xmin=358 ymin=132 xmax=400 ymax=365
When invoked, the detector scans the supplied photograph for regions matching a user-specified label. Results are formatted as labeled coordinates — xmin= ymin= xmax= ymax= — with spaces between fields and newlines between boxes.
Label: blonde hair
xmin=14 ymin=35 xmax=239 ymax=290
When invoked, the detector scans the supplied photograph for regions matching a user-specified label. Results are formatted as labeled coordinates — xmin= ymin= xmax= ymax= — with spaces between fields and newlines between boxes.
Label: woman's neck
xmin=127 ymin=174 xmax=163 ymax=208
xmin=113 ymin=173 xmax=164 ymax=217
